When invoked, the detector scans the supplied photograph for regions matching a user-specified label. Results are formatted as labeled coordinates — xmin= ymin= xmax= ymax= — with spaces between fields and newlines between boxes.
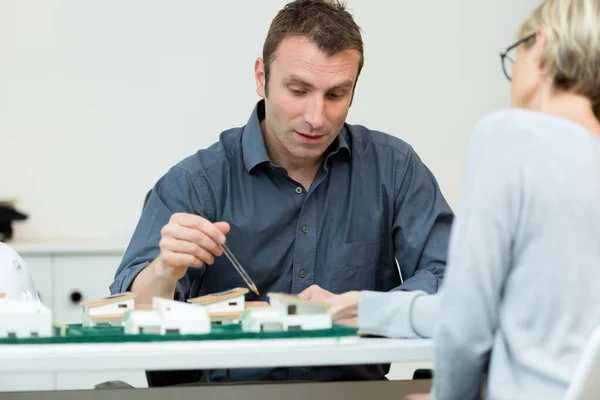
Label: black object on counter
xmin=0 ymin=205 xmax=28 ymax=242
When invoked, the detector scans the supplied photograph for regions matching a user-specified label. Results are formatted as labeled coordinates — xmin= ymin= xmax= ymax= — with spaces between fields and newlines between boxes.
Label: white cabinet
xmin=53 ymin=255 xmax=122 ymax=324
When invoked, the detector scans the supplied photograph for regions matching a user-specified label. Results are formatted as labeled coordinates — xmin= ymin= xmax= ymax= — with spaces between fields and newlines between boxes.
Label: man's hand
xmin=298 ymin=285 xmax=360 ymax=327
xmin=297 ymin=284 xmax=334 ymax=302
xmin=155 ymin=213 xmax=230 ymax=281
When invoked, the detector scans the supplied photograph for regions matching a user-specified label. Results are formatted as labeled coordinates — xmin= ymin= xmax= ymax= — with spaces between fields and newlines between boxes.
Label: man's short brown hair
xmin=262 ymin=0 xmax=364 ymax=96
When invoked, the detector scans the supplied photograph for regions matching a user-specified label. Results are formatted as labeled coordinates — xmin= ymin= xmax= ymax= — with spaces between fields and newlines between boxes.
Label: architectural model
xmin=241 ymin=293 xmax=332 ymax=332
xmin=0 ymin=298 xmax=52 ymax=338
xmin=123 ymin=297 xmax=210 ymax=335
xmin=188 ymin=287 xmax=250 ymax=324
xmin=81 ymin=292 xmax=135 ymax=327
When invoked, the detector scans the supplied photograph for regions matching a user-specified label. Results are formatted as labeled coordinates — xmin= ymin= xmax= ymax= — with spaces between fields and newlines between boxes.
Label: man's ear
xmin=255 ymin=58 xmax=266 ymax=98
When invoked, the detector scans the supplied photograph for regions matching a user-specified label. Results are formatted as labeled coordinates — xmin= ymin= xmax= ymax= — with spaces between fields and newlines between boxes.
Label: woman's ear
xmin=533 ymin=27 xmax=548 ymax=70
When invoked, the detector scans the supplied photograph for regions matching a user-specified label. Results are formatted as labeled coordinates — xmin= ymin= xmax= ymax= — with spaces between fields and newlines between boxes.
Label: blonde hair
xmin=519 ymin=0 xmax=600 ymax=119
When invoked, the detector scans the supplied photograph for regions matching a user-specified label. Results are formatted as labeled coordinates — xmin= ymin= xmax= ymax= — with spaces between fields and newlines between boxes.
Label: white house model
xmin=0 ymin=299 xmax=52 ymax=338
xmin=81 ymin=292 xmax=136 ymax=327
xmin=188 ymin=288 xmax=249 ymax=324
xmin=123 ymin=297 xmax=210 ymax=335
xmin=241 ymin=293 xmax=332 ymax=333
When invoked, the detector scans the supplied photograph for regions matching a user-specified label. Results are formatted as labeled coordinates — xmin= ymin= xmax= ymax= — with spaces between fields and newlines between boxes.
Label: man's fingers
xmin=160 ymin=214 xmax=233 ymax=271
xmin=162 ymin=221 xmax=227 ymax=258
xmin=309 ymin=284 xmax=333 ymax=296
xmin=196 ymin=233 xmax=224 ymax=257
xmin=162 ymin=238 xmax=215 ymax=264
xmin=213 ymin=221 xmax=231 ymax=235
xmin=162 ymin=224 xmax=203 ymax=243
xmin=160 ymin=236 xmax=198 ymax=255
xmin=198 ymin=222 xmax=227 ymax=245
xmin=297 ymin=285 xmax=332 ymax=301
xmin=297 ymin=292 xmax=311 ymax=300
xmin=161 ymin=251 xmax=203 ymax=269
xmin=192 ymin=247 xmax=216 ymax=266
xmin=171 ymin=213 xmax=226 ymax=245
xmin=297 ymin=286 xmax=316 ymax=300
xmin=171 ymin=213 xmax=207 ymax=229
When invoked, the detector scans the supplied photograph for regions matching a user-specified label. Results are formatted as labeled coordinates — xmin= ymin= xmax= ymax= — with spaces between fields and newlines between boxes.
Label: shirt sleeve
xmin=430 ymin=118 xmax=522 ymax=400
xmin=109 ymin=166 xmax=212 ymax=301
xmin=358 ymin=290 xmax=439 ymax=338
xmin=392 ymin=148 xmax=454 ymax=294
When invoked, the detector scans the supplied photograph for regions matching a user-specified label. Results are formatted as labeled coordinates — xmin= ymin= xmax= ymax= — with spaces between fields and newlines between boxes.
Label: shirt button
xmin=295 ymin=187 xmax=303 ymax=194
xmin=301 ymin=225 xmax=309 ymax=234
xmin=299 ymin=270 xmax=307 ymax=278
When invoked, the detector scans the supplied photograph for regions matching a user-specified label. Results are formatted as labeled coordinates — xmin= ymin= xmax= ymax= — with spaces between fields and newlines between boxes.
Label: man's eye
xmin=327 ymin=93 xmax=343 ymax=100
xmin=291 ymin=89 xmax=306 ymax=96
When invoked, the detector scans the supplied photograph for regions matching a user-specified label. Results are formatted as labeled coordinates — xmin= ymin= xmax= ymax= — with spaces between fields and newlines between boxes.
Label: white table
xmin=0 ymin=336 xmax=433 ymax=391
xmin=0 ymin=337 xmax=432 ymax=374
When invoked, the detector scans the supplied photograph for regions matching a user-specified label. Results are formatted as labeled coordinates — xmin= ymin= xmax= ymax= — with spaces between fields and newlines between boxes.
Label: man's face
xmin=255 ymin=36 xmax=360 ymax=164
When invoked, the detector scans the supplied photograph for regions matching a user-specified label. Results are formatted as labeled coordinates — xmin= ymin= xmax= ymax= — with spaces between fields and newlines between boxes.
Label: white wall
xmin=0 ymin=0 xmax=541 ymax=243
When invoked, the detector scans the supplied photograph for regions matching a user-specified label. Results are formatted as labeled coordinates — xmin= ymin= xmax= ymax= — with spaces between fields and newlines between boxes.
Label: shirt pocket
xmin=330 ymin=238 xmax=382 ymax=293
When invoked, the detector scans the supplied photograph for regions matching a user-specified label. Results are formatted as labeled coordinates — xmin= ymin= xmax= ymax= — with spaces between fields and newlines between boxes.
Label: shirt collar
xmin=242 ymin=100 xmax=351 ymax=173
xmin=242 ymin=100 xmax=271 ymax=172
xmin=328 ymin=125 xmax=351 ymax=162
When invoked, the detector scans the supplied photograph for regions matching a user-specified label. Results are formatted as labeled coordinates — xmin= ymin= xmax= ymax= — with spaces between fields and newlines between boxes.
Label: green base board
xmin=0 ymin=323 xmax=358 ymax=345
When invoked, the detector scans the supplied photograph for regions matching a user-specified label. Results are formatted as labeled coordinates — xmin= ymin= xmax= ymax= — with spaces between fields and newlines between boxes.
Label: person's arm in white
xmin=358 ymin=290 xmax=439 ymax=338
xmin=430 ymin=115 xmax=521 ymax=400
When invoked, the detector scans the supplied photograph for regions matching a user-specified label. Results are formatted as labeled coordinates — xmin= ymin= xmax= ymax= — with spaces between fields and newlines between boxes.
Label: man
xmin=111 ymin=0 xmax=453 ymax=383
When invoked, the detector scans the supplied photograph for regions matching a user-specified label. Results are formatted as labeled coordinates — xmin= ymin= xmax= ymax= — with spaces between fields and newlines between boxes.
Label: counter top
xmin=6 ymin=240 xmax=127 ymax=255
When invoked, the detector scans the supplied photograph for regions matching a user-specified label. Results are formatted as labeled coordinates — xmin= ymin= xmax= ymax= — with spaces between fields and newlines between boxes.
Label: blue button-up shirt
xmin=111 ymin=100 xmax=453 ymax=382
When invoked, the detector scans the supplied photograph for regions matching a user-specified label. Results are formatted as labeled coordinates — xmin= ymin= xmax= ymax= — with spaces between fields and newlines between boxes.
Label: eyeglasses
xmin=500 ymin=33 xmax=536 ymax=82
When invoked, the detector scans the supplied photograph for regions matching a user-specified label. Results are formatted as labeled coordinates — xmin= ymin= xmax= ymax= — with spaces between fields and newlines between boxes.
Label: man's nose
xmin=304 ymin=96 xmax=325 ymax=131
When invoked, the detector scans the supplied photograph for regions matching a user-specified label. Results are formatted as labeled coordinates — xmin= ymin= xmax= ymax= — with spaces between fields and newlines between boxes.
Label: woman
xmin=321 ymin=0 xmax=600 ymax=398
